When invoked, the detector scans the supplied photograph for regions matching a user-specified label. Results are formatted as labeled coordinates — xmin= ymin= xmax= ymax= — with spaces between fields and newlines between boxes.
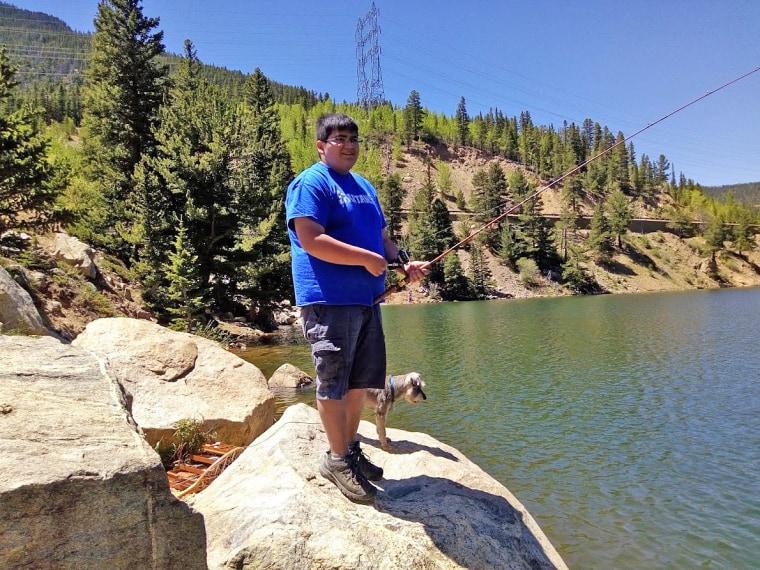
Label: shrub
xmin=156 ymin=418 xmax=217 ymax=469
xmin=190 ymin=321 xmax=231 ymax=346
xmin=79 ymin=287 xmax=115 ymax=317
xmin=516 ymin=257 xmax=539 ymax=286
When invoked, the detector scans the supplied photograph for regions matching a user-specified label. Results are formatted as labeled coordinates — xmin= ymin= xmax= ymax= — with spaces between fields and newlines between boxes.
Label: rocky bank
xmin=0 ymin=283 xmax=567 ymax=569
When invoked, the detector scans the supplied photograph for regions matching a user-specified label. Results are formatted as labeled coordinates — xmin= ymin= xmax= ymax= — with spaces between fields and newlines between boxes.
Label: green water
xmin=238 ymin=288 xmax=760 ymax=569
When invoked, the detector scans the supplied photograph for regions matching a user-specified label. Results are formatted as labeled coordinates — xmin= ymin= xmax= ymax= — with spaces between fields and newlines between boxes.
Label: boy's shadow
xmin=375 ymin=474 xmax=558 ymax=569
xmin=354 ymin=436 xmax=559 ymax=568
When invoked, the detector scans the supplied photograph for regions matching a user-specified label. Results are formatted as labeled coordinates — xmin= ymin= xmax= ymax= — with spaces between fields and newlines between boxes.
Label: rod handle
xmin=374 ymin=277 xmax=408 ymax=304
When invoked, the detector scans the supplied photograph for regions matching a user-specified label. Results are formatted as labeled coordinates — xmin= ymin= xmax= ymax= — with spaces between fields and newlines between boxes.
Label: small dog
xmin=364 ymin=372 xmax=427 ymax=451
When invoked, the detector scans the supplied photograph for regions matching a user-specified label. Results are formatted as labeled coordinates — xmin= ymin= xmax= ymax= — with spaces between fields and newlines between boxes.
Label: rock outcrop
xmin=0 ymin=335 xmax=207 ymax=570
xmin=72 ymin=317 xmax=276 ymax=448
xmin=0 ymin=265 xmax=48 ymax=335
xmin=1 ymin=321 xmax=567 ymax=569
xmin=190 ymin=403 xmax=568 ymax=570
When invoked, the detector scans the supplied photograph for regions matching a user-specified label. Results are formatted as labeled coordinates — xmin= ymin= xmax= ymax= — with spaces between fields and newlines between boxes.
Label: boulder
xmin=72 ymin=317 xmax=275 ymax=448
xmin=0 ymin=335 xmax=206 ymax=570
xmin=45 ymin=232 xmax=97 ymax=279
xmin=0 ymin=265 xmax=48 ymax=335
xmin=268 ymin=362 xmax=313 ymax=388
xmin=190 ymin=403 xmax=568 ymax=570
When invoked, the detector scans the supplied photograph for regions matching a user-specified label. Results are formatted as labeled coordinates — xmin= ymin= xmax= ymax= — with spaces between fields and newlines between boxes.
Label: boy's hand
xmin=403 ymin=260 xmax=428 ymax=284
xmin=364 ymin=252 xmax=388 ymax=277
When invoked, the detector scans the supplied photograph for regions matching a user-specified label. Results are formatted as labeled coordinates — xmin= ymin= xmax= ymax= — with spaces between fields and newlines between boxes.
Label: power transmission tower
xmin=356 ymin=2 xmax=384 ymax=110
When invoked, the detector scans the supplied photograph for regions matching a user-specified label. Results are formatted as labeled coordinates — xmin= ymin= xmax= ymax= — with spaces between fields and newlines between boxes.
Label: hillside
xmin=0 ymin=2 xmax=91 ymax=84
xmin=6 ymin=140 xmax=760 ymax=343
xmin=379 ymin=143 xmax=760 ymax=303
xmin=0 ymin=1 xmax=322 ymax=107
xmin=703 ymin=182 xmax=760 ymax=209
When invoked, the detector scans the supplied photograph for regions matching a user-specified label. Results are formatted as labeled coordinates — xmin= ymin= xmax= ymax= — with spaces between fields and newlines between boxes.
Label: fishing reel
xmin=387 ymin=248 xmax=410 ymax=271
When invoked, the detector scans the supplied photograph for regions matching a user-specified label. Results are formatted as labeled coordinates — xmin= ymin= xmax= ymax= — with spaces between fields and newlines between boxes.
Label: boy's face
xmin=317 ymin=128 xmax=360 ymax=175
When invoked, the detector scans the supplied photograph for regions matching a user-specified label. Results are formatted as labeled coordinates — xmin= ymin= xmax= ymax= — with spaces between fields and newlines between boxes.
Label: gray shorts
xmin=300 ymin=304 xmax=386 ymax=400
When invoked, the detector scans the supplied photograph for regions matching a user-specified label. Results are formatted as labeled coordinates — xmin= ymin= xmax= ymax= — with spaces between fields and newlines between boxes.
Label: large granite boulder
xmin=0 ymin=335 xmax=206 ymax=570
xmin=0 ymin=265 xmax=48 ymax=335
xmin=72 ymin=317 xmax=275 ymax=448
xmin=190 ymin=403 xmax=568 ymax=570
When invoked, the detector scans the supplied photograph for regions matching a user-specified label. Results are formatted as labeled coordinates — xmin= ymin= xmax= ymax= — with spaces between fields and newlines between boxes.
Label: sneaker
xmin=319 ymin=452 xmax=376 ymax=503
xmin=349 ymin=441 xmax=384 ymax=481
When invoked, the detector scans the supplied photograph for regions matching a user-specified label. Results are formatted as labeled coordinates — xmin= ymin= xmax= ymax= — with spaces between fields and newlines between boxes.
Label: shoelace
xmin=345 ymin=454 xmax=369 ymax=483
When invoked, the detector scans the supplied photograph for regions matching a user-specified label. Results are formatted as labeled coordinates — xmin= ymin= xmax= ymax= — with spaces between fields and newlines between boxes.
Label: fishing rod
xmin=375 ymin=65 xmax=760 ymax=304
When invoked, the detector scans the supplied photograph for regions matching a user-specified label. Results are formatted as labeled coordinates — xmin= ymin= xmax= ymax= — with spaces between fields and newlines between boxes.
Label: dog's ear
xmin=411 ymin=373 xmax=424 ymax=388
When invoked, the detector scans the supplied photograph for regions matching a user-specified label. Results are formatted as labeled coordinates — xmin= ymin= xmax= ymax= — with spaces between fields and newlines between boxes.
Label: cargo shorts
xmin=300 ymin=304 xmax=386 ymax=400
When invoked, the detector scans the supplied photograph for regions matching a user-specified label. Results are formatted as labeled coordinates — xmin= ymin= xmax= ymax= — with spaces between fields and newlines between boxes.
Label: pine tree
xmin=455 ymin=96 xmax=469 ymax=146
xmin=403 ymin=90 xmax=424 ymax=143
xmin=234 ymin=67 xmax=295 ymax=310
xmin=441 ymin=252 xmax=473 ymax=301
xmin=505 ymin=169 xmax=555 ymax=268
xmin=731 ymin=210 xmax=756 ymax=256
xmin=555 ymin=199 xmax=577 ymax=263
xmin=377 ymin=173 xmax=404 ymax=240
xmin=430 ymin=198 xmax=457 ymax=252
xmin=467 ymin=241 xmax=489 ymax=298
xmin=561 ymin=173 xmax=583 ymax=215
xmin=517 ymin=111 xmax=536 ymax=171
xmin=407 ymin=181 xmax=455 ymax=287
xmin=606 ymin=189 xmax=632 ymax=248
xmin=499 ymin=116 xmax=519 ymax=161
xmin=0 ymin=47 xmax=61 ymax=237
xmin=455 ymin=188 xmax=466 ymax=210
xmin=507 ymin=168 xmax=530 ymax=198
xmin=703 ymin=213 xmax=726 ymax=262
xmin=471 ymin=163 xmax=507 ymax=222
xmin=516 ymin=192 xmax=554 ymax=267
xmin=137 ymin=56 xmax=293 ymax=319
xmin=163 ymin=220 xmax=206 ymax=331
xmin=561 ymin=245 xmax=596 ymax=293
xmin=587 ymin=202 xmax=614 ymax=263
xmin=498 ymin=221 xmax=525 ymax=269
xmin=608 ymin=131 xmax=630 ymax=193
xmin=134 ymin=40 xmax=222 ymax=316
xmin=654 ymin=154 xmax=671 ymax=184
xmin=437 ymin=160 xmax=452 ymax=199
xmin=80 ymin=0 xmax=168 ymax=258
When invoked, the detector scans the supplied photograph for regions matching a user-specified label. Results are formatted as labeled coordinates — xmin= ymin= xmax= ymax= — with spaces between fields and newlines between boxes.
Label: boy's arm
xmin=293 ymin=217 xmax=388 ymax=277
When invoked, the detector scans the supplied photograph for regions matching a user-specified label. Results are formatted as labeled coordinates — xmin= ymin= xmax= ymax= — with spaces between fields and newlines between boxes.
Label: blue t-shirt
xmin=285 ymin=161 xmax=387 ymax=306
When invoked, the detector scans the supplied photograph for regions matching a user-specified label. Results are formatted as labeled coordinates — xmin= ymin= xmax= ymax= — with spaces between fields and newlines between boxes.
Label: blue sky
xmin=9 ymin=0 xmax=760 ymax=187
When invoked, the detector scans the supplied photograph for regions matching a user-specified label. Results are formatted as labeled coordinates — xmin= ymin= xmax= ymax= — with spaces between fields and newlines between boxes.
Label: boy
xmin=285 ymin=113 xmax=426 ymax=502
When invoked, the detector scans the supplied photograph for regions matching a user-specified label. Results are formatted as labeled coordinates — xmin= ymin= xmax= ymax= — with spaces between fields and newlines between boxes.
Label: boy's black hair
xmin=316 ymin=113 xmax=359 ymax=141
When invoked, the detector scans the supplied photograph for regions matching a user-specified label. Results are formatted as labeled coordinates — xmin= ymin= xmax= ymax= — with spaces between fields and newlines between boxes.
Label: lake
xmin=238 ymin=287 xmax=760 ymax=569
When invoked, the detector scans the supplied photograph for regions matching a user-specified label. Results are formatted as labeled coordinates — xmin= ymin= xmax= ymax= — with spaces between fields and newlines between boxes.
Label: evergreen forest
xmin=1 ymin=0 xmax=758 ymax=332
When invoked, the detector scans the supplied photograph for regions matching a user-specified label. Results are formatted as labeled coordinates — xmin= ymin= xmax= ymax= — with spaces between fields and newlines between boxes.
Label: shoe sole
xmin=319 ymin=463 xmax=376 ymax=504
